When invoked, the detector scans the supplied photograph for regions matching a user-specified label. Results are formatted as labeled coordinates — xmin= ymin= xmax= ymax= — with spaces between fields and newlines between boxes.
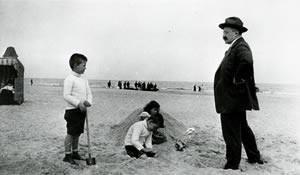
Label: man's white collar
xmin=230 ymin=36 xmax=241 ymax=47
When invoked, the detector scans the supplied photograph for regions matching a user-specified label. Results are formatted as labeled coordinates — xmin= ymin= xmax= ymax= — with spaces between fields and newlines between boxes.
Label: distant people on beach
xmin=107 ymin=80 xmax=111 ymax=88
xmin=193 ymin=84 xmax=201 ymax=92
xmin=117 ymin=81 xmax=131 ymax=89
xmin=198 ymin=86 xmax=201 ymax=92
xmin=116 ymin=80 xmax=158 ymax=91
xmin=30 ymin=79 xmax=33 ymax=86
xmin=62 ymin=53 xmax=93 ymax=165
xmin=146 ymin=82 xmax=155 ymax=90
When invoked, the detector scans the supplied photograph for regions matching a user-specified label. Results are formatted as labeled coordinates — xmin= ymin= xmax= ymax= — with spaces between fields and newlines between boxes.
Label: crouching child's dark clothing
xmin=125 ymin=145 xmax=156 ymax=158
xmin=152 ymin=130 xmax=167 ymax=144
xmin=125 ymin=145 xmax=143 ymax=158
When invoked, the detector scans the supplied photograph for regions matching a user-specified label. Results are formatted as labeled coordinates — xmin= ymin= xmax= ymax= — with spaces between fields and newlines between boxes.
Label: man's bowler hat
xmin=219 ymin=17 xmax=248 ymax=33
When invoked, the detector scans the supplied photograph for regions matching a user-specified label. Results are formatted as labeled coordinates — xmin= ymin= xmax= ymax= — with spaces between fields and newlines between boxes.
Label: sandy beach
xmin=0 ymin=83 xmax=300 ymax=175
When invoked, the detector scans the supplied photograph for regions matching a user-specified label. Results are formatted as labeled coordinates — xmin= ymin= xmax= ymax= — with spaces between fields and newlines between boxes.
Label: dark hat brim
xmin=219 ymin=23 xmax=248 ymax=33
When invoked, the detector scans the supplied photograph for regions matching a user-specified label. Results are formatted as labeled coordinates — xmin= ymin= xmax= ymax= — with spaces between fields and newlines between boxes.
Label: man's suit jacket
xmin=214 ymin=37 xmax=259 ymax=114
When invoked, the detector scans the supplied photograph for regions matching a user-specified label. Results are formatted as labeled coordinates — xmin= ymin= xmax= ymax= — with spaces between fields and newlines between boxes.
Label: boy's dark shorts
xmin=64 ymin=108 xmax=86 ymax=136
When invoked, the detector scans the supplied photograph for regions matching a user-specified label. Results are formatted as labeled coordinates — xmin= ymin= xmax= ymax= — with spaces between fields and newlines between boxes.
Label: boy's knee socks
xmin=65 ymin=134 xmax=80 ymax=154
xmin=64 ymin=134 xmax=73 ymax=154
xmin=72 ymin=136 xmax=79 ymax=152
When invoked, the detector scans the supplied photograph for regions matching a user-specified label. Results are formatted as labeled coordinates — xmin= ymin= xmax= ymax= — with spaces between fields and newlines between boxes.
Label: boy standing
xmin=124 ymin=113 xmax=165 ymax=158
xmin=63 ymin=53 xmax=92 ymax=165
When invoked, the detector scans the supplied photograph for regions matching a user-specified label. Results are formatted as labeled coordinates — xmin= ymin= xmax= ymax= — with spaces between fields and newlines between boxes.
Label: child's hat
xmin=139 ymin=112 xmax=150 ymax=118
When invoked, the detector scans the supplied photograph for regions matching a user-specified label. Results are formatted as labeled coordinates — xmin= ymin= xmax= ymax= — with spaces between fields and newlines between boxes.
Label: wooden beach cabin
xmin=0 ymin=47 xmax=24 ymax=105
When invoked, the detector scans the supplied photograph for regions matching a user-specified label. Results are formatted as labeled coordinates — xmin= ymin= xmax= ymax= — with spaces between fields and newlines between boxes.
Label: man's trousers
xmin=221 ymin=111 xmax=261 ymax=169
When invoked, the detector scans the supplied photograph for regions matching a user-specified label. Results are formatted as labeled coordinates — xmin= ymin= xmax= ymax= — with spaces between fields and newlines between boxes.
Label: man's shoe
xmin=247 ymin=159 xmax=266 ymax=164
xmin=72 ymin=152 xmax=84 ymax=160
xmin=63 ymin=154 xmax=78 ymax=165
xmin=223 ymin=164 xmax=239 ymax=170
xmin=223 ymin=166 xmax=239 ymax=170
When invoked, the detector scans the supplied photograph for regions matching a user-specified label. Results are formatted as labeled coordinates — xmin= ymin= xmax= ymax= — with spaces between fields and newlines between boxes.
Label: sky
xmin=0 ymin=0 xmax=299 ymax=84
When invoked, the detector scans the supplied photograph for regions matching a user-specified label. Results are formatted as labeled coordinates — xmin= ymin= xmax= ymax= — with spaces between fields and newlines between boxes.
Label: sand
xmin=0 ymin=84 xmax=300 ymax=175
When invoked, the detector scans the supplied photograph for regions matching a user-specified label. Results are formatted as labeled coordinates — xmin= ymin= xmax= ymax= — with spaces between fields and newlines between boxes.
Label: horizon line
xmin=23 ymin=77 xmax=300 ymax=85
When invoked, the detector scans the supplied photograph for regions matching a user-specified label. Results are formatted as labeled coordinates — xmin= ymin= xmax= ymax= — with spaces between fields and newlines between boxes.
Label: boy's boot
xmin=72 ymin=151 xmax=84 ymax=160
xmin=63 ymin=154 xmax=78 ymax=165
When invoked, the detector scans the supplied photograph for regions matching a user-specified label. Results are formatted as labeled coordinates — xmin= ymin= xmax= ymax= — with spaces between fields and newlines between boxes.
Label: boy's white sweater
xmin=63 ymin=71 xmax=92 ymax=110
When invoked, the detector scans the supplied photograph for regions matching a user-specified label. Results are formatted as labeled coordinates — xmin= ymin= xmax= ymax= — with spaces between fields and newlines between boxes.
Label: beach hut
xmin=0 ymin=47 xmax=24 ymax=104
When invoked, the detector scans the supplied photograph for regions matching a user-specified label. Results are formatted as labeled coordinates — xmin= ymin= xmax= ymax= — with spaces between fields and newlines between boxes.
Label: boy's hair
xmin=69 ymin=53 xmax=88 ymax=70
xmin=148 ymin=113 xmax=165 ymax=128
xmin=143 ymin=100 xmax=160 ymax=113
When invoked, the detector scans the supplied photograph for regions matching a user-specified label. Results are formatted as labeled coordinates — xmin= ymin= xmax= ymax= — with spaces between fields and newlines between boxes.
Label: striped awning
xmin=0 ymin=58 xmax=18 ymax=66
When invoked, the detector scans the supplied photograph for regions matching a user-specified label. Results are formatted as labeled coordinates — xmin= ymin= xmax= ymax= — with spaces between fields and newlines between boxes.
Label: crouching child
xmin=124 ymin=113 xmax=164 ymax=158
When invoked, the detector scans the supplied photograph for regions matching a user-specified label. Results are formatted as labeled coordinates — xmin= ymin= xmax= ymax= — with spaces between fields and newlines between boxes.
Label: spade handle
xmin=86 ymin=111 xmax=92 ymax=155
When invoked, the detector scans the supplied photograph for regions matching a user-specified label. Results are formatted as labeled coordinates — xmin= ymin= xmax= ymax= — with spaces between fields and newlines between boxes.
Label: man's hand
xmin=83 ymin=100 xmax=91 ymax=107
xmin=78 ymin=101 xmax=87 ymax=112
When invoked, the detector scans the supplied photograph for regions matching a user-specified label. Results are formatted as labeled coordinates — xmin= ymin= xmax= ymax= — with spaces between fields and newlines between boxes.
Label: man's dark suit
xmin=214 ymin=37 xmax=261 ymax=169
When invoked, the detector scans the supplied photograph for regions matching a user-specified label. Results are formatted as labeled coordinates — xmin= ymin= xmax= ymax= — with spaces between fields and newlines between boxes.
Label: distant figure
xmin=214 ymin=17 xmax=263 ymax=170
xmin=146 ymin=82 xmax=149 ymax=90
xmin=30 ymin=79 xmax=33 ymax=86
xmin=63 ymin=53 xmax=92 ymax=165
xmin=193 ymin=85 xmax=196 ymax=91
xmin=149 ymin=82 xmax=153 ymax=90
xmin=198 ymin=86 xmax=201 ymax=92
xmin=126 ymin=81 xmax=130 ymax=89
xmin=142 ymin=82 xmax=146 ymax=90
xmin=153 ymin=83 xmax=157 ymax=90
xmin=134 ymin=81 xmax=138 ymax=89
xmin=118 ymin=81 xmax=122 ymax=89
xmin=107 ymin=80 xmax=111 ymax=88
xmin=123 ymin=81 xmax=127 ymax=89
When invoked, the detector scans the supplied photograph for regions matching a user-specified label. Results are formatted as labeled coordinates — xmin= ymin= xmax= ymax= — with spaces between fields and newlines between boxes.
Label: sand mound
xmin=109 ymin=108 xmax=186 ymax=146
